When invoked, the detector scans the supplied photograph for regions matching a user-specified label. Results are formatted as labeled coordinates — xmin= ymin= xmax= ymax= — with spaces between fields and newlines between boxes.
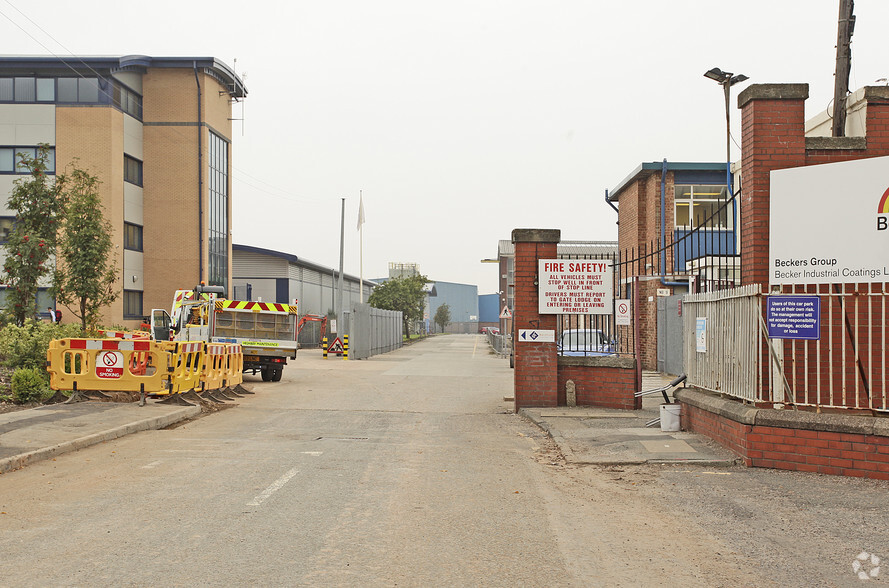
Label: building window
xmin=113 ymin=84 xmax=142 ymax=120
xmin=56 ymin=77 xmax=102 ymax=103
xmin=124 ymin=155 xmax=142 ymax=186
xmin=36 ymin=78 xmax=55 ymax=102
xmin=0 ymin=217 xmax=14 ymax=243
xmin=674 ymin=184 xmax=732 ymax=230
xmin=124 ymin=222 xmax=143 ymax=251
xmin=208 ymin=131 xmax=229 ymax=290
xmin=0 ymin=76 xmax=134 ymax=114
xmin=123 ymin=290 xmax=143 ymax=319
xmin=0 ymin=146 xmax=55 ymax=174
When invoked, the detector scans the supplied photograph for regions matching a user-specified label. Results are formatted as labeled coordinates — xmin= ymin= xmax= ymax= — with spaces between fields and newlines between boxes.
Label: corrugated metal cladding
xmin=232 ymin=245 xmax=375 ymax=319
xmin=232 ymin=251 xmax=288 ymax=278
xmin=428 ymin=281 xmax=479 ymax=324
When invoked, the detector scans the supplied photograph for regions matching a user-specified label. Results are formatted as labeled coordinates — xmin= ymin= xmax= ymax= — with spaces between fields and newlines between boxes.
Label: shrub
xmin=0 ymin=319 xmax=84 ymax=372
xmin=12 ymin=367 xmax=48 ymax=403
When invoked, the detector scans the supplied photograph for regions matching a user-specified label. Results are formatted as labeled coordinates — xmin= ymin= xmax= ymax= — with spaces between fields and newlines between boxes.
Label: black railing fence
xmin=559 ymin=190 xmax=741 ymax=357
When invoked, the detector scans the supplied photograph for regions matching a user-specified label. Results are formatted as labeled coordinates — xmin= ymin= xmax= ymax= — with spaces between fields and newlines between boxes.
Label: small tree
xmin=53 ymin=167 xmax=118 ymax=331
xmin=368 ymin=274 xmax=429 ymax=338
xmin=434 ymin=303 xmax=451 ymax=333
xmin=2 ymin=146 xmax=66 ymax=325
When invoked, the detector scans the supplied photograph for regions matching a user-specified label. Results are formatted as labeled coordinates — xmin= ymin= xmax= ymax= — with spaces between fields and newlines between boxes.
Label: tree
xmin=433 ymin=303 xmax=451 ymax=333
xmin=368 ymin=274 xmax=429 ymax=338
xmin=1 ymin=146 xmax=66 ymax=326
xmin=53 ymin=167 xmax=118 ymax=331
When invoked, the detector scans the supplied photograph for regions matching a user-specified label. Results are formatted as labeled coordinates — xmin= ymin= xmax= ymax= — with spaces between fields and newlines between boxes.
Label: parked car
xmin=557 ymin=329 xmax=615 ymax=357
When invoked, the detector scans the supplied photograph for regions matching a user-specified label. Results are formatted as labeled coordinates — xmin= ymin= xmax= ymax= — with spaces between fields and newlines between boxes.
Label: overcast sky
xmin=4 ymin=1 xmax=889 ymax=294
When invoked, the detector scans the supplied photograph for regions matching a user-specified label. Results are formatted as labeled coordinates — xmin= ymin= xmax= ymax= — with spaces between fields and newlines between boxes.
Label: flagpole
xmin=358 ymin=190 xmax=365 ymax=302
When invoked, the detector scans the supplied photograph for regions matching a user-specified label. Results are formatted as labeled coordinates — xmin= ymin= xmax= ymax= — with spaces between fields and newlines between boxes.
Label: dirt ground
xmin=525 ymin=421 xmax=889 ymax=587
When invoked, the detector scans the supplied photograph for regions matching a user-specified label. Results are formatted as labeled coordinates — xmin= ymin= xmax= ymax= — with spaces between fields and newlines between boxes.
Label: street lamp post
xmin=703 ymin=67 xmax=748 ymax=195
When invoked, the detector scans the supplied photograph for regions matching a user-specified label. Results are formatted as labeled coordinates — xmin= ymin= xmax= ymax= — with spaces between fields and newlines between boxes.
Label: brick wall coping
xmin=863 ymin=86 xmax=889 ymax=101
xmin=511 ymin=229 xmax=561 ymax=243
xmin=737 ymin=83 xmax=809 ymax=109
xmin=805 ymin=136 xmax=867 ymax=151
xmin=676 ymin=387 xmax=889 ymax=437
xmin=558 ymin=355 xmax=635 ymax=369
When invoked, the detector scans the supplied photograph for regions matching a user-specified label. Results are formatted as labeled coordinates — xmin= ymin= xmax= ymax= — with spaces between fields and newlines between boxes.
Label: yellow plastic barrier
xmin=102 ymin=330 xmax=151 ymax=341
xmin=201 ymin=343 xmax=228 ymax=391
xmin=224 ymin=344 xmax=244 ymax=387
xmin=161 ymin=341 xmax=205 ymax=395
xmin=47 ymin=339 xmax=170 ymax=393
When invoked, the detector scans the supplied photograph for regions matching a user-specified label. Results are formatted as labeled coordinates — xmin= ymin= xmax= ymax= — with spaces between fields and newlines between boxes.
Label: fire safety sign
xmin=538 ymin=259 xmax=613 ymax=314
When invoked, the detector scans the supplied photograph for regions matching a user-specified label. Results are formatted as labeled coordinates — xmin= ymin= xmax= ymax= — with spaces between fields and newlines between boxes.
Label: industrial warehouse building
xmin=0 ymin=55 xmax=245 ymax=326
xmin=232 ymin=244 xmax=376 ymax=345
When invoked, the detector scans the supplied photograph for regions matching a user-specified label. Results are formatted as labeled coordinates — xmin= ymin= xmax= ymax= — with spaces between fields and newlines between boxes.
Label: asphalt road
xmin=0 ymin=335 xmax=886 ymax=587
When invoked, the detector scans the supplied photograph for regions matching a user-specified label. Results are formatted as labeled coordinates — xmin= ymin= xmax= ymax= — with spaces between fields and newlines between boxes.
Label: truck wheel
xmin=272 ymin=368 xmax=283 ymax=382
xmin=261 ymin=367 xmax=271 ymax=382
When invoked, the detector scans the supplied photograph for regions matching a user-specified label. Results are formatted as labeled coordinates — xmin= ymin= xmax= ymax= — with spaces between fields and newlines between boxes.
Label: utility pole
xmin=832 ymin=0 xmax=855 ymax=137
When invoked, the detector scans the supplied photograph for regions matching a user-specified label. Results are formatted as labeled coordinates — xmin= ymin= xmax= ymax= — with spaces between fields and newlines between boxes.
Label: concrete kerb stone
xmin=0 ymin=405 xmax=200 ymax=475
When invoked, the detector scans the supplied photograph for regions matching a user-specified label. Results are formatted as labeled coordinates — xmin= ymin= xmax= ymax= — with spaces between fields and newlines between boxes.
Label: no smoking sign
xmin=96 ymin=350 xmax=124 ymax=379
xmin=615 ymin=299 xmax=631 ymax=326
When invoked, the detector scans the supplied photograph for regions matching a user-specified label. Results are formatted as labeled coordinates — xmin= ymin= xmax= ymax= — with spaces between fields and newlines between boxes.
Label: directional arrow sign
xmin=518 ymin=329 xmax=555 ymax=343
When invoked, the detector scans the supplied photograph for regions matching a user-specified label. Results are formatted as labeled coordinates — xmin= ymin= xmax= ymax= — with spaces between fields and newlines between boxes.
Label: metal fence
xmin=682 ymin=283 xmax=889 ymax=411
xmin=683 ymin=284 xmax=762 ymax=402
xmin=770 ymin=283 xmax=888 ymax=411
xmin=486 ymin=331 xmax=506 ymax=355
xmin=347 ymin=303 xmax=403 ymax=360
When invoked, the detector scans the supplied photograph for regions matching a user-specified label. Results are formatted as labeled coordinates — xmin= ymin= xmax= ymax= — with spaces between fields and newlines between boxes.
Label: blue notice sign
xmin=767 ymin=296 xmax=821 ymax=340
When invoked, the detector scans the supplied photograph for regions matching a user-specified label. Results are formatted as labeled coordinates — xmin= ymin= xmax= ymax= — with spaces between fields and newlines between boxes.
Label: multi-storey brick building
xmin=606 ymin=161 xmax=733 ymax=371
xmin=0 ymin=55 xmax=245 ymax=326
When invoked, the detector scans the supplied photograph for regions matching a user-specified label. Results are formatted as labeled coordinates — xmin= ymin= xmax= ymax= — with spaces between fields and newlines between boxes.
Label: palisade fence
xmin=682 ymin=284 xmax=761 ymax=402
xmin=682 ymin=283 xmax=889 ymax=411
xmin=347 ymin=303 xmax=403 ymax=360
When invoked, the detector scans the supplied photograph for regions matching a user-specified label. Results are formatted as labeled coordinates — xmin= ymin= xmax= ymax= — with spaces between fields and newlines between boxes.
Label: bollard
xmin=322 ymin=337 xmax=328 ymax=359
xmin=343 ymin=335 xmax=349 ymax=361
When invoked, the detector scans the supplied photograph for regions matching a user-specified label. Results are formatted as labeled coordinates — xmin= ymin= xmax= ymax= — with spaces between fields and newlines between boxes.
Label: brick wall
xmin=681 ymin=392 xmax=889 ymax=481
xmin=142 ymin=68 xmax=234 ymax=313
xmin=558 ymin=358 xmax=639 ymax=409
xmin=55 ymin=106 xmax=127 ymax=326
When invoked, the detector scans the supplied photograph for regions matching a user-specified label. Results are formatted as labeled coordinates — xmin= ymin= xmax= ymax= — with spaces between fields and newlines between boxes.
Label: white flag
xmin=357 ymin=192 xmax=365 ymax=231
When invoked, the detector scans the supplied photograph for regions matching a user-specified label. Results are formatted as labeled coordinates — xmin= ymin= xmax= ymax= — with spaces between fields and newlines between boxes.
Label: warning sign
xmin=96 ymin=350 xmax=124 ymax=379
xmin=327 ymin=337 xmax=344 ymax=355
xmin=615 ymin=299 xmax=631 ymax=326
xmin=499 ymin=306 xmax=512 ymax=319
xmin=538 ymin=259 xmax=613 ymax=315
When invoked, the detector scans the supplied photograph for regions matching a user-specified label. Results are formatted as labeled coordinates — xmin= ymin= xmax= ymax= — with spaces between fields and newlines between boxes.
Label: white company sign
xmin=538 ymin=259 xmax=613 ymax=314
xmin=770 ymin=154 xmax=889 ymax=285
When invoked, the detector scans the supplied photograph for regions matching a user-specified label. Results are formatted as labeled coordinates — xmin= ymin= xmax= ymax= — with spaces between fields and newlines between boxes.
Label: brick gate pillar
xmin=737 ymin=84 xmax=808 ymax=286
xmin=512 ymin=229 xmax=560 ymax=409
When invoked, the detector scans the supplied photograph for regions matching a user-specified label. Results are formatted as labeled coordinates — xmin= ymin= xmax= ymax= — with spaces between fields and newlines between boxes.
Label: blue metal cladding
xmin=672 ymin=229 xmax=737 ymax=270
xmin=478 ymin=294 xmax=500 ymax=322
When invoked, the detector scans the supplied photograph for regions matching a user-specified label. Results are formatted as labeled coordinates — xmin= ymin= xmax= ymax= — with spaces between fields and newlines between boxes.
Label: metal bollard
xmin=322 ymin=337 xmax=328 ymax=359
xmin=343 ymin=335 xmax=348 ymax=361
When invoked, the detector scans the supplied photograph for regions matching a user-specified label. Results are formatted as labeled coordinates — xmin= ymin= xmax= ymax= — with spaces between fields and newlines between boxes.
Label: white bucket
xmin=660 ymin=403 xmax=681 ymax=432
